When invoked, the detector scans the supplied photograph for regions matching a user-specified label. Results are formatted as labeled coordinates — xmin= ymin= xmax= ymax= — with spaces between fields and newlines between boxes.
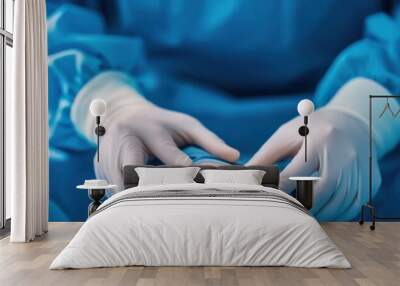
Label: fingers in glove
xmin=279 ymin=147 xmax=318 ymax=192
xmin=313 ymin=140 xmax=358 ymax=217
xmin=187 ymin=124 xmax=240 ymax=162
xmin=120 ymin=136 xmax=147 ymax=167
xmin=315 ymin=155 xmax=359 ymax=220
xmin=101 ymin=136 xmax=146 ymax=190
xmin=143 ymin=129 xmax=193 ymax=166
xmin=94 ymin=154 xmax=108 ymax=181
xmin=246 ymin=126 xmax=302 ymax=166
xmin=94 ymin=154 xmax=122 ymax=194
xmin=338 ymin=155 xmax=382 ymax=220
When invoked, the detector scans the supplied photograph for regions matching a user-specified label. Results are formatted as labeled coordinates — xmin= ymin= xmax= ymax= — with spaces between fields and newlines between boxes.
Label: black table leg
xmin=88 ymin=189 xmax=105 ymax=216
xmin=296 ymin=180 xmax=313 ymax=210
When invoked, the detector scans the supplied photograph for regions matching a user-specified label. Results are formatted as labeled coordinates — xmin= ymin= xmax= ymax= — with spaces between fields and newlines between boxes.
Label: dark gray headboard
xmin=123 ymin=165 xmax=280 ymax=189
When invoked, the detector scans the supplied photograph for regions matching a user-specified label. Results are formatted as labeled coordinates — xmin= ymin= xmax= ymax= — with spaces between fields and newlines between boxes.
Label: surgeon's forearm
xmin=325 ymin=77 xmax=400 ymax=158
xmin=70 ymin=71 xmax=151 ymax=143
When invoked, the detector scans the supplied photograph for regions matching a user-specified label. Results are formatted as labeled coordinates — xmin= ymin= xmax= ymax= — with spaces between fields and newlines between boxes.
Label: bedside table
xmin=77 ymin=180 xmax=116 ymax=217
xmin=289 ymin=177 xmax=320 ymax=210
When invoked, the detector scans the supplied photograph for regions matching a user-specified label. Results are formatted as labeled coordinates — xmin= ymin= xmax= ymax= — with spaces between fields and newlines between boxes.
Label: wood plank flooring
xmin=0 ymin=222 xmax=399 ymax=286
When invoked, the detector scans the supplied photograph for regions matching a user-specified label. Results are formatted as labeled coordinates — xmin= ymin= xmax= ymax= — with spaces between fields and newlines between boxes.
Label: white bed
xmin=50 ymin=183 xmax=350 ymax=269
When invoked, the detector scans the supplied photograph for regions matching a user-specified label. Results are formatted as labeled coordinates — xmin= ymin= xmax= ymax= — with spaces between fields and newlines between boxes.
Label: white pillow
xmin=135 ymin=167 xmax=200 ymax=186
xmin=200 ymin=169 xmax=266 ymax=185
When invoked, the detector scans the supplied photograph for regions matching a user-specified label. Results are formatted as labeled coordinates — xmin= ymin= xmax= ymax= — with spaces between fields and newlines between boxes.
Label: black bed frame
xmin=123 ymin=165 xmax=280 ymax=190
xmin=122 ymin=164 xmax=315 ymax=209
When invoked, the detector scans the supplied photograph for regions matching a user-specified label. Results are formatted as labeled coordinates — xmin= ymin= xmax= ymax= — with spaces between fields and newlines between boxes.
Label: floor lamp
xmin=359 ymin=95 xmax=400 ymax=231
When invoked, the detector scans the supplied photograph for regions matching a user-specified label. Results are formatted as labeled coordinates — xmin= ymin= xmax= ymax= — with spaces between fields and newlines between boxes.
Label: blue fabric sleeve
xmin=315 ymin=2 xmax=400 ymax=106
xmin=47 ymin=4 xmax=147 ymax=150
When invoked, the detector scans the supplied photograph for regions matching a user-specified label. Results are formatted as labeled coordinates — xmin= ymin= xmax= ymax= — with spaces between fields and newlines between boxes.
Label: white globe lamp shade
xmin=297 ymin=99 xmax=314 ymax=116
xmin=90 ymin=99 xmax=107 ymax=117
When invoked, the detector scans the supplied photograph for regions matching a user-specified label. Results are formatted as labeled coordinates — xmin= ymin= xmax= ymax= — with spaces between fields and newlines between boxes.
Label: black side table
xmin=289 ymin=177 xmax=320 ymax=210
xmin=77 ymin=181 xmax=116 ymax=217
xmin=87 ymin=189 xmax=106 ymax=216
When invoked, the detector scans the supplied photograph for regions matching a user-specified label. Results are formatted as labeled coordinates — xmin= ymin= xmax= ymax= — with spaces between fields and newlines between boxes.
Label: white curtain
xmin=8 ymin=0 xmax=48 ymax=242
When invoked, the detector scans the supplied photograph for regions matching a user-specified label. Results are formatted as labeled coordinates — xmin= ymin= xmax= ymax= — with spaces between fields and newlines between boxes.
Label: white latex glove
xmin=71 ymin=72 xmax=240 ymax=189
xmin=247 ymin=107 xmax=381 ymax=220
xmin=97 ymin=103 xmax=239 ymax=187
xmin=247 ymin=77 xmax=400 ymax=220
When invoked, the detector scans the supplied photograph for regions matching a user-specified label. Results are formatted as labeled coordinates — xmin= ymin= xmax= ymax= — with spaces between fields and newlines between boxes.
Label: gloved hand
xmin=247 ymin=107 xmax=382 ymax=220
xmin=95 ymin=102 xmax=240 ymax=188
xmin=71 ymin=71 xmax=240 ymax=190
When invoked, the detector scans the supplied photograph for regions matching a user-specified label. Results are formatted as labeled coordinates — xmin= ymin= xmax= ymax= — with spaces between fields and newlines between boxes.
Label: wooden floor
xmin=0 ymin=223 xmax=399 ymax=286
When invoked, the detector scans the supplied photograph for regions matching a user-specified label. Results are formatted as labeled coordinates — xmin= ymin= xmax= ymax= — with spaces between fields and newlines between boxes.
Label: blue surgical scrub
xmin=47 ymin=0 xmax=400 ymax=221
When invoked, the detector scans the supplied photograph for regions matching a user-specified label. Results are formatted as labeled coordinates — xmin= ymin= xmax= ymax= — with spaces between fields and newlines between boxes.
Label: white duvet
xmin=50 ymin=183 xmax=350 ymax=269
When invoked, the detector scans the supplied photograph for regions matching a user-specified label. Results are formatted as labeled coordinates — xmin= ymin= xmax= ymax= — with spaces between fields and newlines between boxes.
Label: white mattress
xmin=50 ymin=183 xmax=350 ymax=269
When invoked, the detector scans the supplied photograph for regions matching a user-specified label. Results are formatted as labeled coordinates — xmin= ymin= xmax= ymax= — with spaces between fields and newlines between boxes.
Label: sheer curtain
xmin=8 ymin=0 xmax=48 ymax=242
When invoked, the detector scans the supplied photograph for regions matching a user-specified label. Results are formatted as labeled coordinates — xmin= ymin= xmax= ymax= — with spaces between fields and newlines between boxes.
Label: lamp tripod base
xmin=359 ymin=203 xmax=376 ymax=231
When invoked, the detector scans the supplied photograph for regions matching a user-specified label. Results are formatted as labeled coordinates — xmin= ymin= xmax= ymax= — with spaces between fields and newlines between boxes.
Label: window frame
xmin=0 ymin=0 xmax=13 ymax=234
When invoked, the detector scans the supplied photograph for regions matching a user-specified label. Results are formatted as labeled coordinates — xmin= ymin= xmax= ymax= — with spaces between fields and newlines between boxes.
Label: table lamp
xmin=297 ymin=99 xmax=314 ymax=162
xmin=90 ymin=99 xmax=107 ymax=162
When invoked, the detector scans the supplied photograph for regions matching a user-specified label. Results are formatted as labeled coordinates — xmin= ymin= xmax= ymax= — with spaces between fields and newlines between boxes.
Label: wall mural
xmin=47 ymin=0 xmax=400 ymax=221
